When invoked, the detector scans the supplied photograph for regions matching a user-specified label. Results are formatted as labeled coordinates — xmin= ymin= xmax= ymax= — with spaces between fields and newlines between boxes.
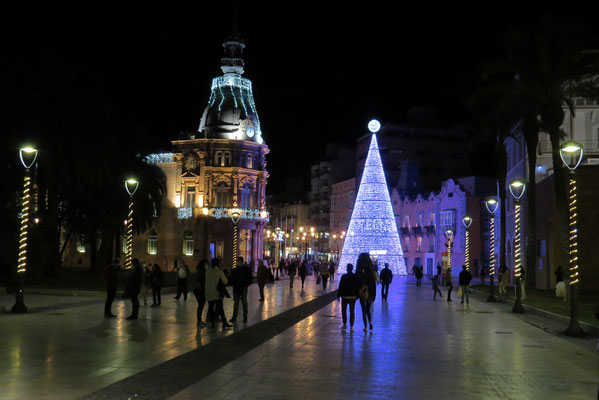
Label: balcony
xmin=411 ymin=226 xmax=422 ymax=235
xmin=399 ymin=227 xmax=410 ymax=235
xmin=424 ymin=225 xmax=435 ymax=235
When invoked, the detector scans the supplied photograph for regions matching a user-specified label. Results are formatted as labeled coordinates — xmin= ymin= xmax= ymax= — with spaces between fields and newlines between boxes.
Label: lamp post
xmin=12 ymin=147 xmax=38 ymax=313
xmin=445 ymin=229 xmax=454 ymax=272
xmin=462 ymin=216 xmax=472 ymax=271
xmin=231 ymin=207 xmax=241 ymax=269
xmin=485 ymin=198 xmax=498 ymax=302
xmin=509 ymin=179 xmax=526 ymax=314
xmin=124 ymin=178 xmax=139 ymax=270
xmin=560 ymin=140 xmax=585 ymax=337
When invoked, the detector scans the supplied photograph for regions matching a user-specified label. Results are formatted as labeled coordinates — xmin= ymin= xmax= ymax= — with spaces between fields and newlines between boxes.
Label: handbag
xmin=217 ymin=278 xmax=231 ymax=298
xmin=457 ymin=286 xmax=463 ymax=298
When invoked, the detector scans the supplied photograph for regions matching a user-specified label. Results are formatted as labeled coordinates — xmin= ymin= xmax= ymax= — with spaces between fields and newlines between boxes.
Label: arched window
xmin=215 ymin=151 xmax=223 ymax=166
xmin=246 ymin=154 xmax=253 ymax=169
xmin=147 ymin=230 xmax=158 ymax=255
xmin=215 ymin=181 xmax=231 ymax=207
xmin=240 ymin=182 xmax=252 ymax=209
xmin=183 ymin=230 xmax=194 ymax=256
xmin=224 ymin=152 xmax=231 ymax=166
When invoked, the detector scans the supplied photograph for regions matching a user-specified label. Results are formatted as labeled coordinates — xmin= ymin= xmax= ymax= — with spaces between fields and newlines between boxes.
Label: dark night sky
xmin=3 ymin=4 xmax=599 ymax=192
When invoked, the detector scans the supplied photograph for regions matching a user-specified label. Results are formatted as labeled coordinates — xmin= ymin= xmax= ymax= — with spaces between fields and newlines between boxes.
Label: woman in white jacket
xmin=205 ymin=258 xmax=232 ymax=330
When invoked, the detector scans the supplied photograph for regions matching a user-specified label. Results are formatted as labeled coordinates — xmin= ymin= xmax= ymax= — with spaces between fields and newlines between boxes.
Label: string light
xmin=462 ymin=216 xmax=472 ymax=271
xmin=489 ymin=214 xmax=495 ymax=276
xmin=568 ymin=176 xmax=579 ymax=285
xmin=125 ymin=199 xmax=134 ymax=270
xmin=17 ymin=175 xmax=31 ymax=274
xmin=339 ymin=133 xmax=406 ymax=275
xmin=514 ymin=202 xmax=522 ymax=279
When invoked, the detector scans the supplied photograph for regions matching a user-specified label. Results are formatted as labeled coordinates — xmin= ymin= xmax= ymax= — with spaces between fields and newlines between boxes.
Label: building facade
xmin=329 ymin=177 xmax=356 ymax=259
xmin=391 ymin=177 xmax=495 ymax=278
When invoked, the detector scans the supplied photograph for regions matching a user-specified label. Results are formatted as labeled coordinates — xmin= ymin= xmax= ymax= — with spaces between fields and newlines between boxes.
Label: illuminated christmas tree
xmin=339 ymin=132 xmax=407 ymax=275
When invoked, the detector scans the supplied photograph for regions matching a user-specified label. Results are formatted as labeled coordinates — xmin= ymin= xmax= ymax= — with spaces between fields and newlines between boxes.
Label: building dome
xmin=198 ymin=32 xmax=264 ymax=144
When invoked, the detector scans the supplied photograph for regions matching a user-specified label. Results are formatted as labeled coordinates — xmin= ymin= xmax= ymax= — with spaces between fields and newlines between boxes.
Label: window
xmin=440 ymin=210 xmax=455 ymax=227
xmin=417 ymin=212 xmax=423 ymax=227
xmin=77 ymin=234 xmax=86 ymax=253
xmin=403 ymin=214 xmax=410 ymax=227
xmin=224 ymin=152 xmax=231 ymax=166
xmin=240 ymin=183 xmax=251 ymax=209
xmin=216 ymin=241 xmax=224 ymax=259
xmin=147 ymin=230 xmax=157 ymax=255
xmin=185 ymin=186 xmax=196 ymax=208
xmin=183 ymin=230 xmax=194 ymax=256
xmin=215 ymin=151 xmax=223 ymax=166
xmin=429 ymin=213 xmax=435 ymax=226
xmin=404 ymin=236 xmax=410 ymax=252
xmin=416 ymin=236 xmax=422 ymax=252
xmin=246 ymin=154 xmax=253 ymax=169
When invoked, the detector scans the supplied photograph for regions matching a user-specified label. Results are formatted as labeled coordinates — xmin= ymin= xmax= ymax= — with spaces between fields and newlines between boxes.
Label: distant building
xmin=329 ymin=177 xmax=356 ymax=259
xmin=391 ymin=177 xmax=496 ymax=278
xmin=356 ymin=112 xmax=470 ymax=193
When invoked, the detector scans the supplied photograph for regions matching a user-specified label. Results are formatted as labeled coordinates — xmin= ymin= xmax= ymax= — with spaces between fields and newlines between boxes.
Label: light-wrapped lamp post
xmin=231 ymin=208 xmax=241 ymax=269
xmin=560 ymin=140 xmax=585 ymax=337
xmin=509 ymin=179 xmax=526 ymax=314
xmin=12 ymin=147 xmax=38 ymax=313
xmin=124 ymin=179 xmax=139 ymax=270
xmin=485 ymin=198 xmax=498 ymax=302
xmin=462 ymin=216 xmax=472 ymax=271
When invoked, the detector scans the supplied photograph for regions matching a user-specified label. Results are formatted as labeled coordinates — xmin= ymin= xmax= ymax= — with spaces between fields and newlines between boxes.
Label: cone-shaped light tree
xmin=339 ymin=122 xmax=407 ymax=275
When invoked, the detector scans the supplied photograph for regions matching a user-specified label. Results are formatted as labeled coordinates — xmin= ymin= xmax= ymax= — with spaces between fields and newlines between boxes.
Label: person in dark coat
xmin=329 ymin=260 xmax=336 ymax=281
xmin=458 ymin=265 xmax=472 ymax=304
xmin=229 ymin=257 xmax=253 ymax=323
xmin=430 ymin=265 xmax=443 ymax=300
xmin=126 ymin=258 xmax=142 ymax=320
xmin=445 ymin=265 xmax=453 ymax=302
xmin=356 ymin=253 xmax=380 ymax=332
xmin=257 ymin=260 xmax=269 ymax=301
xmin=379 ymin=263 xmax=393 ymax=301
xmin=174 ymin=259 xmax=189 ymax=301
xmin=299 ymin=261 xmax=308 ymax=289
xmin=104 ymin=259 xmax=119 ymax=318
xmin=193 ymin=259 xmax=207 ymax=326
xmin=337 ymin=263 xmax=360 ymax=331
xmin=414 ymin=265 xmax=424 ymax=287
xmin=288 ymin=260 xmax=297 ymax=289
xmin=151 ymin=263 xmax=164 ymax=307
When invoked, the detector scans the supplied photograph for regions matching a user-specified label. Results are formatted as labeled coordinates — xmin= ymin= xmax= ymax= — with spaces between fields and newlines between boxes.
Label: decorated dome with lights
xmin=198 ymin=26 xmax=264 ymax=144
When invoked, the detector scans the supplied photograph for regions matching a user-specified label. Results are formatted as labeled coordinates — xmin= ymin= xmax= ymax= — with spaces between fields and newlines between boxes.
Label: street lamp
xmin=445 ymin=229 xmax=454 ymax=272
xmin=509 ymin=179 xmax=526 ymax=313
xmin=560 ymin=140 xmax=585 ymax=337
xmin=230 ymin=207 xmax=241 ymax=269
xmin=12 ymin=146 xmax=38 ymax=313
xmin=274 ymin=227 xmax=282 ymax=271
xmin=124 ymin=178 xmax=139 ymax=270
xmin=485 ymin=197 xmax=498 ymax=302
xmin=462 ymin=216 xmax=472 ymax=271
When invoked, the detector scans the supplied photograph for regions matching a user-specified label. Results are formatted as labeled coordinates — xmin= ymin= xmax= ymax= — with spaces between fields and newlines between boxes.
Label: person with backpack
xmin=337 ymin=263 xmax=360 ymax=331
xmin=356 ymin=253 xmax=379 ymax=332
xmin=379 ymin=263 xmax=393 ymax=301
xmin=229 ymin=257 xmax=253 ymax=323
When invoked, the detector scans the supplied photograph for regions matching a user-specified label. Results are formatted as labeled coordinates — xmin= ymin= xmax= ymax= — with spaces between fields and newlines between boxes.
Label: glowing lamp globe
xmin=19 ymin=147 xmax=38 ymax=169
xmin=230 ymin=208 xmax=241 ymax=223
xmin=125 ymin=178 xmax=139 ymax=196
xmin=560 ymin=140 xmax=584 ymax=170
xmin=509 ymin=179 xmax=527 ymax=200
xmin=462 ymin=215 xmax=472 ymax=228
xmin=445 ymin=229 xmax=454 ymax=240
xmin=485 ymin=198 xmax=498 ymax=214
xmin=368 ymin=119 xmax=381 ymax=133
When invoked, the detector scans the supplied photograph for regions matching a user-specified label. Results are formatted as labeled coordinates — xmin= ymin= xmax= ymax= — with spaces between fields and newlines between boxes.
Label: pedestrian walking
xmin=458 ymin=265 xmax=471 ymax=304
xmin=229 ymin=257 xmax=253 ymax=323
xmin=257 ymin=260 xmax=269 ymax=301
xmin=126 ymin=258 xmax=142 ymax=320
xmin=174 ymin=258 xmax=189 ymax=301
xmin=205 ymin=258 xmax=232 ymax=330
xmin=151 ymin=263 xmax=164 ymax=307
xmin=415 ymin=265 xmax=423 ymax=287
xmin=288 ymin=260 xmax=297 ymax=288
xmin=142 ymin=263 xmax=152 ymax=306
xmin=320 ymin=262 xmax=330 ymax=289
xmin=445 ymin=265 xmax=453 ymax=302
xmin=299 ymin=261 xmax=307 ymax=289
xmin=430 ymin=265 xmax=443 ymax=300
xmin=498 ymin=265 xmax=509 ymax=295
xmin=337 ymin=263 xmax=360 ymax=331
xmin=193 ymin=260 xmax=207 ymax=326
xmin=104 ymin=258 xmax=119 ymax=318
xmin=356 ymin=252 xmax=379 ymax=332
xmin=329 ymin=260 xmax=336 ymax=282
xmin=379 ymin=263 xmax=393 ymax=301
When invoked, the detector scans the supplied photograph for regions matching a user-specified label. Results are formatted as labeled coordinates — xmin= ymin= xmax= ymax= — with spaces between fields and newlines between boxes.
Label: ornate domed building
xmin=135 ymin=30 xmax=270 ymax=271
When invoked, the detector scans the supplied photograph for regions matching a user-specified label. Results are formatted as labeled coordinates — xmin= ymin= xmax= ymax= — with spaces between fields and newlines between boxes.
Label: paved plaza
xmin=1 ymin=277 xmax=597 ymax=399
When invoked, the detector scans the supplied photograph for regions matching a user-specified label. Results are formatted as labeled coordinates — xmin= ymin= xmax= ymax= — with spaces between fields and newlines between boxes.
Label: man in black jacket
xmin=337 ymin=264 xmax=361 ymax=331
xmin=379 ymin=263 xmax=393 ymax=301
xmin=126 ymin=258 xmax=142 ymax=320
xmin=229 ymin=257 xmax=253 ymax=323
xmin=459 ymin=265 xmax=472 ymax=304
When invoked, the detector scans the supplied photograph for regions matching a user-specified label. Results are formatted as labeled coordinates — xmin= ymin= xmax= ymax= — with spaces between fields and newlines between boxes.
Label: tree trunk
xmin=523 ymin=119 xmax=538 ymax=289
xmin=549 ymin=128 xmax=569 ymax=269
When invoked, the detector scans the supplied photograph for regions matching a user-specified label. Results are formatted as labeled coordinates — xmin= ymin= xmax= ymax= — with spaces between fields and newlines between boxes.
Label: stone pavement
xmin=0 ymin=276 xmax=333 ymax=400
xmin=169 ymin=277 xmax=598 ymax=400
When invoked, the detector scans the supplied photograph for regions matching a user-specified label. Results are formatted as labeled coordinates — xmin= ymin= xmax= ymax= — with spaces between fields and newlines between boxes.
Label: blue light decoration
xmin=177 ymin=208 xmax=193 ymax=220
xmin=145 ymin=153 xmax=174 ymax=165
xmin=339 ymin=134 xmax=407 ymax=275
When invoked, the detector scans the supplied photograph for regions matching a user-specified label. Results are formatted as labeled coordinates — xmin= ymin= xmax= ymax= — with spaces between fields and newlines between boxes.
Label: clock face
xmin=246 ymin=125 xmax=255 ymax=138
